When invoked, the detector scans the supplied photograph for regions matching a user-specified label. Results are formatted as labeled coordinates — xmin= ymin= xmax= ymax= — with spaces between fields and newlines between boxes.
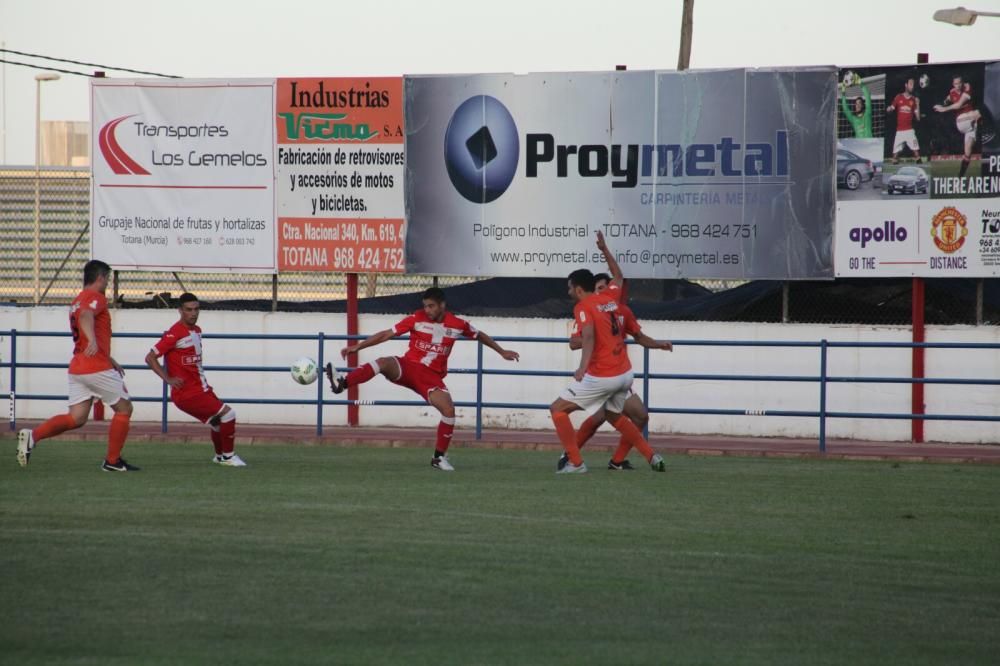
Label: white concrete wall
xmin=2 ymin=307 xmax=997 ymax=443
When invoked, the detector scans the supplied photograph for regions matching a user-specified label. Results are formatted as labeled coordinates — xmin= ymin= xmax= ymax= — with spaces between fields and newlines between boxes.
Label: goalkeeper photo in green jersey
xmin=841 ymin=73 xmax=873 ymax=139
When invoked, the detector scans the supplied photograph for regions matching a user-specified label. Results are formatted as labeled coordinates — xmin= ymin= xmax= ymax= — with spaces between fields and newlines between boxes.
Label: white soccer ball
xmin=842 ymin=70 xmax=855 ymax=87
xmin=290 ymin=357 xmax=318 ymax=385
xmin=919 ymin=74 xmax=930 ymax=89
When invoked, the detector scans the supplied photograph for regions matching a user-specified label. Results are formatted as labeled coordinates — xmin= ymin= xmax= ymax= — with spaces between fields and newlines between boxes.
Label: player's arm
xmin=596 ymin=230 xmax=624 ymax=288
xmin=78 ymin=307 xmax=98 ymax=356
xmin=476 ymin=330 xmax=519 ymax=362
xmin=145 ymin=350 xmax=183 ymax=388
xmin=575 ymin=323 xmax=595 ymax=381
xmin=341 ymin=329 xmax=394 ymax=359
xmin=934 ymin=93 xmax=970 ymax=112
xmin=630 ymin=331 xmax=673 ymax=351
xmin=568 ymin=335 xmax=582 ymax=351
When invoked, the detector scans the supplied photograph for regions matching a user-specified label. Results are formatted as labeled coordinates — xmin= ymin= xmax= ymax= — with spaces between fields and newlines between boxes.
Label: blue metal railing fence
xmin=4 ymin=330 xmax=1000 ymax=451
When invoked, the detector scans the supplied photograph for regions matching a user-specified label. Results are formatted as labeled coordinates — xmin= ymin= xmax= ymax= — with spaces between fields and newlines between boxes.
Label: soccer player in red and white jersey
xmin=550 ymin=269 xmax=671 ymax=474
xmin=558 ymin=231 xmax=671 ymax=471
xmin=17 ymin=260 xmax=138 ymax=472
xmin=887 ymin=77 xmax=922 ymax=164
xmin=934 ymin=75 xmax=982 ymax=178
xmin=145 ymin=293 xmax=246 ymax=467
xmin=325 ymin=287 xmax=519 ymax=471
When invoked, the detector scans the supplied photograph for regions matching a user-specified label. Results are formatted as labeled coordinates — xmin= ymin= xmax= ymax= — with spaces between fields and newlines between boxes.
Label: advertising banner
xmin=404 ymin=69 xmax=837 ymax=279
xmin=835 ymin=61 xmax=1000 ymax=276
xmin=91 ymin=79 xmax=276 ymax=272
xmin=275 ymin=77 xmax=405 ymax=273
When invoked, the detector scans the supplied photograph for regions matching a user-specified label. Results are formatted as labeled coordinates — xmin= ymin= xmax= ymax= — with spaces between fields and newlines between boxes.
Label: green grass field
xmin=2 ymin=441 xmax=998 ymax=665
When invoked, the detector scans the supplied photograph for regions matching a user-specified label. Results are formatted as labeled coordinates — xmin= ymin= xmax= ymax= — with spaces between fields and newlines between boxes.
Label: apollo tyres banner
xmin=404 ymin=69 xmax=836 ymax=279
xmin=275 ymin=77 xmax=405 ymax=273
xmin=834 ymin=60 xmax=1000 ymax=276
xmin=91 ymin=79 xmax=276 ymax=272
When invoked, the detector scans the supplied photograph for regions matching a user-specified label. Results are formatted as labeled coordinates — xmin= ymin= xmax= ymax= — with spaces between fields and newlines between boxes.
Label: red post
xmin=346 ymin=273 xmax=360 ymax=426
xmin=911 ymin=53 xmax=928 ymax=444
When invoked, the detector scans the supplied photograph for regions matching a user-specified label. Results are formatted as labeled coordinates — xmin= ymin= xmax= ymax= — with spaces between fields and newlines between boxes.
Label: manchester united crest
xmin=931 ymin=207 xmax=968 ymax=254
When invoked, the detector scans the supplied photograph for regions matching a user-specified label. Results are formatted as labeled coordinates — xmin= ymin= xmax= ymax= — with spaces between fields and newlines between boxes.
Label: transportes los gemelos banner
xmin=835 ymin=60 xmax=1000 ymax=276
xmin=275 ymin=77 xmax=405 ymax=273
xmin=90 ymin=79 xmax=277 ymax=273
xmin=403 ymin=69 xmax=837 ymax=279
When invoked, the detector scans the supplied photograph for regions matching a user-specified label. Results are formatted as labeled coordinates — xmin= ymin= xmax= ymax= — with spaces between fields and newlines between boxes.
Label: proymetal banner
xmin=91 ymin=79 xmax=276 ymax=273
xmin=404 ymin=69 xmax=836 ymax=279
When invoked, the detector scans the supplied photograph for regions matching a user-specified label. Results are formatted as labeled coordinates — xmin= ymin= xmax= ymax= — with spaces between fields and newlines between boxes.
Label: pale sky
xmin=1 ymin=0 xmax=998 ymax=165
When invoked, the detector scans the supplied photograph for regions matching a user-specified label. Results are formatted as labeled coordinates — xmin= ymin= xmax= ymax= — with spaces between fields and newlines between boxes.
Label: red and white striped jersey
xmin=151 ymin=320 xmax=211 ymax=399
xmin=392 ymin=310 xmax=478 ymax=376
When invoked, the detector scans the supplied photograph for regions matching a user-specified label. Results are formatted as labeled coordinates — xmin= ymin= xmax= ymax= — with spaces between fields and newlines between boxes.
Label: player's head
xmin=177 ymin=292 xmax=200 ymax=326
xmin=904 ymin=77 xmax=915 ymax=94
xmin=83 ymin=259 xmax=112 ymax=292
xmin=593 ymin=272 xmax=612 ymax=293
xmin=952 ymin=76 xmax=964 ymax=90
xmin=421 ymin=287 xmax=446 ymax=321
xmin=567 ymin=269 xmax=595 ymax=301
xmin=853 ymin=96 xmax=865 ymax=115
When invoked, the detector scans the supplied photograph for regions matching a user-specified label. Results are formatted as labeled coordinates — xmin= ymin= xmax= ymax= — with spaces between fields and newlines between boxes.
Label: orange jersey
xmin=574 ymin=292 xmax=634 ymax=377
xmin=68 ymin=290 xmax=113 ymax=375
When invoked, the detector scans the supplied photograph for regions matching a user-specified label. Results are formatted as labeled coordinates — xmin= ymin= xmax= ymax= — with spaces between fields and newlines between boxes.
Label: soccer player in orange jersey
xmin=559 ymin=232 xmax=670 ymax=470
xmin=550 ymin=269 xmax=672 ymax=474
xmin=145 ymin=293 xmax=246 ymax=467
xmin=17 ymin=260 xmax=138 ymax=471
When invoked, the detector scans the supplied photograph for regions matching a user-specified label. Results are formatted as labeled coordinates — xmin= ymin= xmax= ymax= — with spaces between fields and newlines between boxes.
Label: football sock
xmin=435 ymin=416 xmax=455 ymax=455
xmin=219 ymin=420 xmax=236 ymax=455
xmin=575 ymin=415 xmax=600 ymax=450
xmin=609 ymin=414 xmax=654 ymax=462
xmin=345 ymin=361 xmax=378 ymax=387
xmin=610 ymin=435 xmax=632 ymax=464
xmin=551 ymin=411 xmax=583 ymax=466
xmin=106 ymin=412 xmax=130 ymax=463
xmin=32 ymin=413 xmax=77 ymax=443
xmin=218 ymin=409 xmax=237 ymax=455
xmin=959 ymin=158 xmax=970 ymax=178
xmin=210 ymin=426 xmax=223 ymax=456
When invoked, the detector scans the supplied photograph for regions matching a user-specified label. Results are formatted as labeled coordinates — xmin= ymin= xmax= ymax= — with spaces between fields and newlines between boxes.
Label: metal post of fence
xmin=161 ymin=379 xmax=168 ymax=434
xmin=819 ymin=338 xmax=828 ymax=453
xmin=317 ymin=332 xmax=325 ymax=436
xmin=643 ymin=345 xmax=650 ymax=438
xmin=476 ymin=341 xmax=484 ymax=440
xmin=271 ymin=274 xmax=278 ymax=313
xmin=976 ymin=278 xmax=984 ymax=325
xmin=9 ymin=329 xmax=16 ymax=431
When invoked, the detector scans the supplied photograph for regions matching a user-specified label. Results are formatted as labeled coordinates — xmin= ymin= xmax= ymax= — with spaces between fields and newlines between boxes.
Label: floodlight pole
xmin=33 ymin=72 xmax=60 ymax=304
xmin=677 ymin=0 xmax=694 ymax=71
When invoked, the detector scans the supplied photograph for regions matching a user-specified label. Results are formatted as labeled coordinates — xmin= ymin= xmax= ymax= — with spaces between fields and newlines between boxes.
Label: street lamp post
xmin=34 ymin=72 xmax=60 ymax=304
xmin=933 ymin=6 xmax=1000 ymax=25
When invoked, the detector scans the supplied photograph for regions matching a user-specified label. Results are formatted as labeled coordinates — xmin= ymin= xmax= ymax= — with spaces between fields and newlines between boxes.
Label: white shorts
xmin=67 ymin=369 xmax=130 ymax=407
xmin=956 ymin=111 xmax=979 ymax=138
xmin=559 ymin=371 xmax=633 ymax=415
xmin=893 ymin=129 xmax=919 ymax=153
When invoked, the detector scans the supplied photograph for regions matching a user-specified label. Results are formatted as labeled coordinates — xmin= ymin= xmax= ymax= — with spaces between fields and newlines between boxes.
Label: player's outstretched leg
xmin=607 ymin=412 xmax=664 ymax=472
xmin=609 ymin=396 xmax=648 ymax=471
xmin=328 ymin=357 xmax=399 ymax=395
xmin=17 ymin=401 xmax=90 ymax=467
